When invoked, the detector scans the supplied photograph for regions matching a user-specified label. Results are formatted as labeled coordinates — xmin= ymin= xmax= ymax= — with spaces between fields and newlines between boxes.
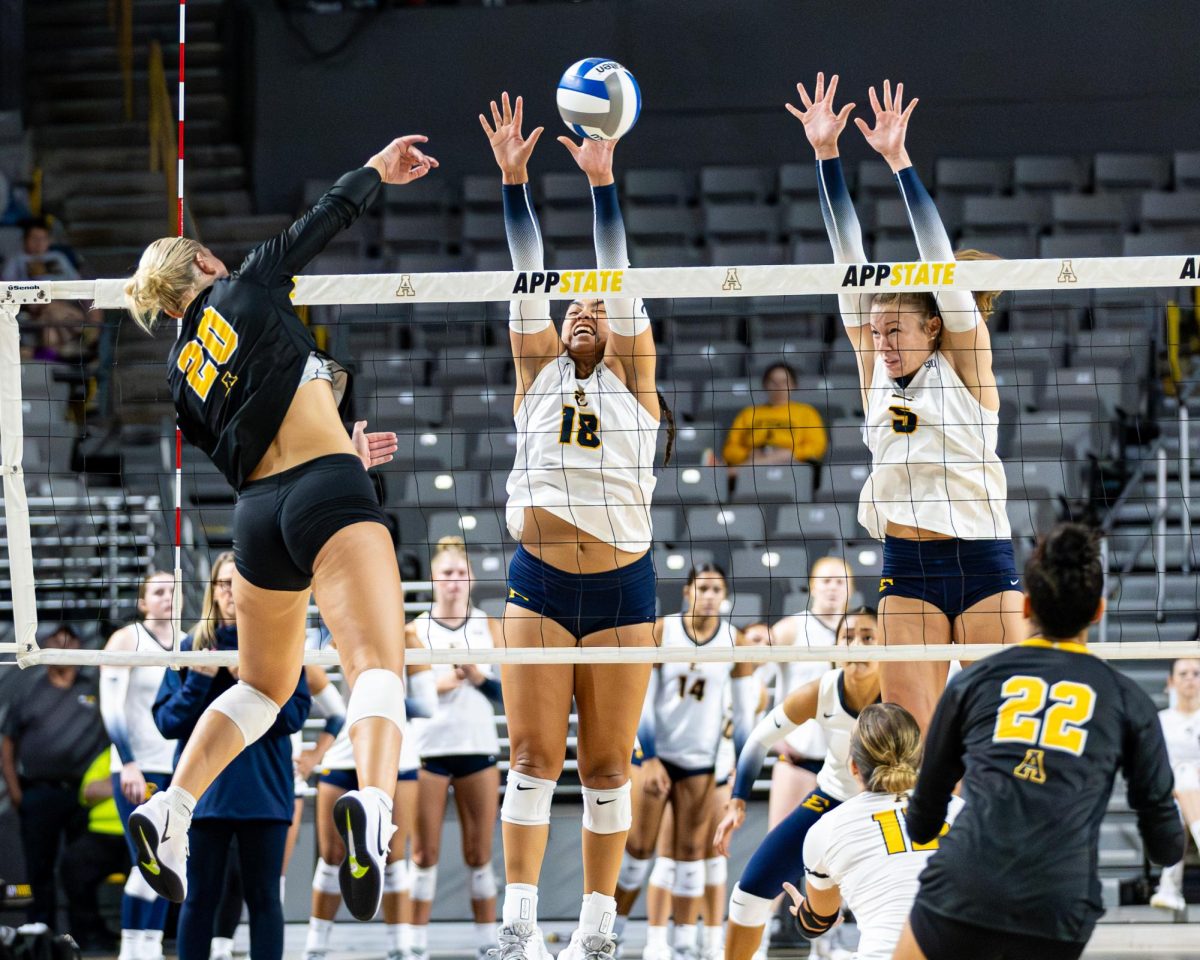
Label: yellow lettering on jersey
xmin=197 ymin=307 xmax=238 ymax=364
xmin=994 ymin=675 xmax=1047 ymax=744
xmin=994 ymin=675 xmax=1097 ymax=756
xmin=177 ymin=340 xmax=217 ymax=401
xmin=1013 ymin=748 xmax=1047 ymax=784
xmin=801 ymin=793 xmax=832 ymax=814
xmin=1041 ymin=681 xmax=1097 ymax=756
xmin=872 ymin=808 xmax=948 ymax=855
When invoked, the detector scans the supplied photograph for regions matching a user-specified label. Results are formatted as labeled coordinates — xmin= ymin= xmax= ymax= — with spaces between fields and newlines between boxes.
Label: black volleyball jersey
xmin=167 ymin=167 xmax=381 ymax=489
xmin=906 ymin=639 xmax=1183 ymax=944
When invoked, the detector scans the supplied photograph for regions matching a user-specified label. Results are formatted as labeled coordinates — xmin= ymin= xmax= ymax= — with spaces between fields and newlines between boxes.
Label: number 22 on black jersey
xmin=177 ymin=307 xmax=239 ymax=401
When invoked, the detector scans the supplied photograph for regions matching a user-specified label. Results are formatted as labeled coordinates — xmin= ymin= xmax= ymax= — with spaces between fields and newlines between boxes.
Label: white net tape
xmin=3 ymin=256 xmax=1198 ymax=668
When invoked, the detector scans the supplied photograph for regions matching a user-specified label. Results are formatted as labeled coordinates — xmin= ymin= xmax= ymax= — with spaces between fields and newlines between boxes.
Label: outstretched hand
xmin=479 ymin=92 xmax=544 ymax=185
xmin=368 ymin=135 xmax=439 ymax=185
xmin=557 ymin=136 xmax=616 ymax=188
xmin=854 ymin=79 xmax=918 ymax=173
xmin=785 ymin=72 xmax=855 ymax=160
xmin=352 ymin=420 xmax=398 ymax=471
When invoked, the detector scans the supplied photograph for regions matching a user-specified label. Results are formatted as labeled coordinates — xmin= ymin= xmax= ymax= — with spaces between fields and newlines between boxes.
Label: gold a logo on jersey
xmin=574 ymin=386 xmax=589 ymax=408
xmin=221 ymin=371 xmax=239 ymax=394
xmin=879 ymin=577 xmax=894 ymax=593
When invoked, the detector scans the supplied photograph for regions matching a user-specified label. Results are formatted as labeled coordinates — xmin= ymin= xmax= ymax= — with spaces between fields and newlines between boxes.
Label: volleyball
xmin=556 ymin=58 xmax=641 ymax=141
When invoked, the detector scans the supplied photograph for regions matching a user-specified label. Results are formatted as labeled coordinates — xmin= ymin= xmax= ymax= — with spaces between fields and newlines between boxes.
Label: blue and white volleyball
xmin=556 ymin=59 xmax=641 ymax=141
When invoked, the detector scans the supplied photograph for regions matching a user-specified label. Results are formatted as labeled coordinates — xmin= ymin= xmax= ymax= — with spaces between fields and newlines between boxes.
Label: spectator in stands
xmin=62 ymin=749 xmax=128 ymax=953
xmin=719 ymin=363 xmax=827 ymax=486
xmin=2 ymin=218 xmax=80 ymax=283
xmin=153 ymin=613 xmax=311 ymax=960
xmin=0 ymin=625 xmax=110 ymax=930
xmin=1150 ymin=657 xmax=1200 ymax=912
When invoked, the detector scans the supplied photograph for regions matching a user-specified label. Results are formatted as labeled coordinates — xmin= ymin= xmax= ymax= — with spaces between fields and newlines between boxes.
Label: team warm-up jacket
xmin=906 ymin=640 xmax=1184 ymax=944
xmin=167 ymin=167 xmax=382 ymax=489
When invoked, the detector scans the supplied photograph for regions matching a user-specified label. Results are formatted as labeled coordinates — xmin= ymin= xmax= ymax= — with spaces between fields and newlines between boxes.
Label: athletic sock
xmin=209 ymin=936 xmax=234 ymax=960
xmin=673 ymin=923 xmax=697 ymax=954
xmin=503 ymin=883 xmax=539 ymax=927
xmin=279 ymin=875 xmax=286 ymax=903
xmin=385 ymin=923 xmax=405 ymax=955
xmin=399 ymin=923 xmax=414 ymax=953
xmin=475 ymin=922 xmax=496 ymax=945
xmin=118 ymin=930 xmax=139 ymax=960
xmin=410 ymin=925 xmax=429 ymax=952
xmin=703 ymin=925 xmax=724 ymax=953
xmin=138 ymin=928 xmax=164 ymax=960
xmin=161 ymin=785 xmax=195 ymax=822
xmin=578 ymin=891 xmax=617 ymax=938
xmin=645 ymin=926 xmax=668 ymax=949
xmin=305 ymin=917 xmax=334 ymax=955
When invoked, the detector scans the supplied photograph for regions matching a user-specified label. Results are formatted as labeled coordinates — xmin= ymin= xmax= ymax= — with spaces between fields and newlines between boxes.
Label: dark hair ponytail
xmin=657 ymin=389 xmax=676 ymax=466
xmin=1025 ymin=522 xmax=1104 ymax=640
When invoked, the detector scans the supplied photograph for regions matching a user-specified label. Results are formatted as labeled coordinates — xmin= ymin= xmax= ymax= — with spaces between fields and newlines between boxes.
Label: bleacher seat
xmin=1051 ymin=194 xmax=1130 ymax=233
xmin=1048 ymin=366 xmax=1128 ymax=418
xmin=1037 ymin=233 xmax=1122 ymax=259
xmin=1110 ymin=573 xmax=1199 ymax=616
xmin=1004 ymin=457 xmax=1079 ymax=504
xmin=955 ymin=233 xmax=1037 ymax=259
xmin=826 ymin=417 xmax=869 ymax=465
xmin=700 ymin=166 xmax=774 ymax=204
xmin=790 ymin=239 xmax=832 ymax=264
xmin=542 ymin=208 xmax=595 ymax=247
xmin=400 ymin=470 xmax=482 ymax=510
xmin=426 ymin=509 xmax=508 ymax=549
xmin=704 ymin=204 xmax=780 ymax=242
xmin=708 ymin=242 xmax=786 ymax=266
xmin=1093 ymin=153 xmax=1171 ymax=192
xmin=934 ymin=157 xmax=1011 ymax=195
xmin=462 ymin=210 xmax=507 ymax=249
xmin=626 ymin=206 xmax=701 ymax=244
xmin=815 ymin=462 xmax=871 ymax=504
xmin=854 ymin=162 xmax=902 ymax=200
xmin=1070 ymin=329 xmax=1153 ymax=378
xmin=381 ymin=179 xmax=453 ymax=212
xmin=625 ymin=169 xmax=694 ymax=206
xmin=730 ymin=464 xmax=817 ymax=504
xmin=778 ymin=163 xmax=818 ymax=201
xmin=730 ymin=544 xmax=810 ymax=588
xmin=473 ymin=250 xmax=515 ymax=271
xmin=1138 ymin=191 xmax=1200 ymax=231
xmin=782 ymin=200 xmax=825 ymax=240
xmin=394 ymin=253 xmax=467 ymax=274
xmin=472 ymin=430 xmax=519 ymax=470
xmin=540 ymin=172 xmax=590 ymax=208
xmin=462 ymin=175 xmax=502 ymax=210
xmin=670 ymin=340 xmax=748 ymax=380
xmin=872 ymin=236 xmax=919 ymax=261
xmin=685 ymin=504 xmax=767 ymax=545
xmin=1012 ymin=155 xmax=1087 ymax=194
xmin=392 ymin=429 xmax=469 ymax=472
xmin=650 ymin=504 xmax=683 ymax=544
xmin=960 ymin=196 xmax=1049 ymax=236
xmin=381 ymin=210 xmax=458 ymax=253
xmin=1121 ymin=230 xmax=1200 ymax=256
xmin=773 ymin=502 xmax=866 ymax=542
xmin=695 ymin=377 xmax=755 ymax=420
xmin=667 ymin=422 xmax=720 ymax=465
xmin=1174 ymin=151 xmax=1200 ymax=190
xmin=356 ymin=382 xmax=442 ymax=429
xmin=447 ymin=386 xmax=515 ymax=429
xmin=871 ymin=198 xmax=913 ymax=238
xmin=747 ymin=338 xmax=827 ymax=379
xmin=630 ymin=243 xmax=704 ymax=268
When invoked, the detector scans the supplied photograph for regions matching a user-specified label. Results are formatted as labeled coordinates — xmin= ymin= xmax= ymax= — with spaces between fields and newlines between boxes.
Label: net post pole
xmin=0 ymin=299 xmax=40 ymax=665
xmin=1180 ymin=406 xmax=1191 ymax=574
xmin=1154 ymin=447 xmax=1167 ymax=620
xmin=171 ymin=0 xmax=187 ymax=660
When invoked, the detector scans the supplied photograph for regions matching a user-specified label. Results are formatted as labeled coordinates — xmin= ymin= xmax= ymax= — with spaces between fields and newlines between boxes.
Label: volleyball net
xmin=2 ymin=253 xmax=1198 ymax=668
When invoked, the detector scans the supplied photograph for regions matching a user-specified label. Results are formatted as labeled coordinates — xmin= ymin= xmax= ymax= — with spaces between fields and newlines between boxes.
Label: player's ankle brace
xmin=345 ymin=668 xmax=407 ymax=736
xmin=582 ymin=779 xmax=632 ymax=834
xmin=501 ymin=770 xmax=556 ymax=826
xmin=209 ymin=680 xmax=280 ymax=746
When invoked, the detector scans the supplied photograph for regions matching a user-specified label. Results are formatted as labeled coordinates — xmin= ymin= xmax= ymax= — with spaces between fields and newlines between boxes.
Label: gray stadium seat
xmin=773 ymin=502 xmax=866 ymax=542
xmin=654 ymin=546 xmax=718 ymax=587
xmin=730 ymin=464 xmax=817 ymax=504
xmin=746 ymin=313 xmax=829 ymax=343
xmin=401 ymin=470 xmax=484 ymax=510
xmin=670 ymin=340 xmax=748 ymax=380
xmin=707 ymin=242 xmax=786 ymax=266
xmin=685 ymin=504 xmax=767 ymax=545
xmin=462 ymin=210 xmax=507 ymax=248
xmin=871 ymin=236 xmax=919 ymax=261
xmin=629 ymin=243 xmax=705 ymax=268
xmin=955 ymin=233 xmax=1037 ymax=259
xmin=542 ymin=207 xmax=595 ymax=246
xmin=1037 ymin=233 xmax=1122 ymax=259
xmin=540 ymin=172 xmax=590 ymax=208
xmin=626 ymin=206 xmax=702 ymax=244
xmin=1048 ymin=366 xmax=1128 ymax=418
xmin=730 ymin=544 xmax=809 ymax=583
xmin=747 ymin=338 xmax=827 ymax=379
xmin=1139 ymin=191 xmax=1200 ymax=231
xmin=700 ymin=166 xmax=774 ymax=204
xmin=961 ymin=196 xmax=1048 ymax=236
xmin=934 ymin=157 xmax=1011 ymax=195
xmin=1003 ymin=457 xmax=1077 ymax=503
xmin=779 ymin=163 xmax=818 ymax=201
xmin=625 ymin=169 xmax=695 ymax=206
xmin=815 ymin=462 xmax=871 ymax=503
xmin=871 ymin=198 xmax=914 ymax=238
xmin=1051 ymin=194 xmax=1130 ymax=233
xmin=1089 ymin=300 xmax=1161 ymax=332
xmin=473 ymin=250 xmax=515 ymax=271
xmin=1012 ymin=156 xmax=1087 ymax=194
xmin=1121 ymin=230 xmax=1200 ymax=256
xmin=1110 ymin=573 xmax=1199 ymax=616
xmin=782 ymin=200 xmax=826 ymax=239
xmin=462 ymin=175 xmax=502 ymax=210
xmin=426 ymin=509 xmax=508 ymax=550
xmin=790 ymin=239 xmax=832 ymax=264
xmin=656 ymin=379 xmax=699 ymax=424
xmin=704 ymin=204 xmax=780 ymax=242
xmin=381 ymin=179 xmax=453 ymax=212
xmin=668 ymin=422 xmax=722 ymax=466
xmin=1070 ymin=329 xmax=1153 ymax=378
xmin=447 ymin=386 xmax=516 ymax=429
xmin=392 ymin=429 xmax=469 ymax=472
xmin=655 ymin=465 xmax=728 ymax=505
xmin=1093 ymin=153 xmax=1171 ymax=192
xmin=854 ymin=162 xmax=901 ymax=200
xmin=694 ymin=377 xmax=755 ymax=420
xmin=356 ymin=381 xmax=443 ymax=429
xmin=825 ymin=417 xmax=869 ymax=465
xmin=473 ymin=430 xmax=519 ymax=470
xmin=394 ymin=252 xmax=467 ymax=274
xmin=429 ymin=346 xmax=510 ymax=387
xmin=650 ymin=505 xmax=683 ymax=544
xmin=1175 ymin=151 xmax=1200 ymax=191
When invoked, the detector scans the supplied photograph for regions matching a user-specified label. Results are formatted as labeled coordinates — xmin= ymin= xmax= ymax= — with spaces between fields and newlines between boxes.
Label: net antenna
xmin=4 ymin=253 xmax=1199 ymax=668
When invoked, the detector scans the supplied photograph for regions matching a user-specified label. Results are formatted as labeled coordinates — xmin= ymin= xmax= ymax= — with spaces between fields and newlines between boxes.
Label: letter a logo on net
xmin=722 ymin=268 xmax=742 ymax=292
xmin=396 ymin=275 xmax=417 ymax=297
xmin=1057 ymin=260 xmax=1078 ymax=283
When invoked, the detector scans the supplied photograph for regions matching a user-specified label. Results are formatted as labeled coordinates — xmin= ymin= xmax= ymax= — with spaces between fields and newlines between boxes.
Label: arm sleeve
xmin=814 ymin=157 xmax=872 ymax=326
xmin=311 ymin=682 xmax=347 ymax=739
xmin=789 ymin=404 xmax=828 ymax=463
xmin=894 ymin=166 xmax=981 ymax=331
xmin=474 ymin=676 xmax=504 ymax=706
xmin=503 ymin=182 xmax=551 ymax=326
xmin=732 ymin=704 xmax=799 ymax=802
xmin=636 ymin=668 xmax=659 ymax=760
xmin=269 ymin=671 xmax=312 ymax=738
xmin=905 ymin=677 xmax=967 ymax=843
xmin=405 ymin=670 xmax=438 ymax=720
xmin=591 ymin=183 xmax=647 ymax=328
xmin=152 ymin=669 xmax=213 ymax=741
xmin=98 ymin=666 xmax=136 ymax=765
xmin=1122 ymin=683 xmax=1187 ymax=866
xmin=722 ymin=406 xmax=754 ymax=466
xmin=238 ymin=167 xmax=382 ymax=286
xmin=730 ymin=675 xmax=759 ymax=761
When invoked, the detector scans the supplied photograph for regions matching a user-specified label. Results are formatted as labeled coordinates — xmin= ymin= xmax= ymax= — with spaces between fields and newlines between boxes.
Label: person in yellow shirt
xmin=63 ymin=750 xmax=131 ymax=952
xmin=721 ymin=363 xmax=827 ymax=478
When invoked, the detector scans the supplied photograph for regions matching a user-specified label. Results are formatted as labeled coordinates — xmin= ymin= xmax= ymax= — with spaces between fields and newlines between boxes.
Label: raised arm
xmin=480 ymin=93 xmax=560 ymax=398
xmin=240 ymin=136 xmax=437 ymax=286
xmin=558 ymin=136 xmax=656 ymax=405
xmin=905 ymin=674 xmax=967 ymax=843
xmin=857 ymin=81 xmax=997 ymax=408
xmin=1121 ymin=682 xmax=1187 ymax=866
xmin=786 ymin=73 xmax=874 ymax=390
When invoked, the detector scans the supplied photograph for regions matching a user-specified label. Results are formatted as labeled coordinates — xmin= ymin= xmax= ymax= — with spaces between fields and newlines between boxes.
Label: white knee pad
xmin=727 ymin=884 xmax=773 ymax=927
xmin=470 ymin=863 xmax=498 ymax=900
xmin=648 ymin=857 xmax=676 ymax=891
xmin=345 ymin=668 xmax=407 ymax=736
xmin=209 ymin=680 xmax=280 ymax=746
xmin=705 ymin=856 xmax=728 ymax=886
xmin=618 ymin=852 xmax=653 ymax=891
xmin=411 ymin=864 xmax=438 ymax=903
xmin=312 ymin=858 xmax=341 ymax=896
xmin=672 ymin=860 xmax=706 ymax=898
xmin=501 ymin=770 xmax=556 ymax=827
xmin=581 ymin=780 xmax=632 ymax=835
xmin=385 ymin=859 xmax=410 ymax=895
xmin=124 ymin=868 xmax=158 ymax=902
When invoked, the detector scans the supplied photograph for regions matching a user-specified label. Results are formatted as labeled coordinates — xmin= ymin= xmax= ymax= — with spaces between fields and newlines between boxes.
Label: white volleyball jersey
xmin=109 ymin=624 xmax=176 ymax=774
xmin=654 ymin=615 xmax=739 ymax=769
xmin=1159 ymin=707 xmax=1200 ymax=768
xmin=411 ymin=610 xmax=501 ymax=758
xmin=815 ymin=668 xmax=874 ymax=801
xmin=859 ymin=352 xmax=1010 ymax=541
xmin=803 ymin=791 xmax=965 ymax=960
xmin=507 ymin=356 xmax=658 ymax=552
xmin=324 ymin=679 xmax=421 ymax=773
xmin=776 ymin=611 xmax=838 ymax=759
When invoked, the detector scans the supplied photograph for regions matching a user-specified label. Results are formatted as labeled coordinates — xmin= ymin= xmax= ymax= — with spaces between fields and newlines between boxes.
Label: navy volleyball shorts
xmin=234 ymin=453 xmax=387 ymax=591
xmin=505 ymin=545 xmax=657 ymax=641
xmin=878 ymin=536 xmax=1020 ymax=619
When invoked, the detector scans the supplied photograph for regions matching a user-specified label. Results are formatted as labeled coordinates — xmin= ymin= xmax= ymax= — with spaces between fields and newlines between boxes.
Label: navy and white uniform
xmin=814 ymin=157 xmax=1018 ymax=617
xmin=1159 ymin=705 xmax=1200 ymax=789
xmin=772 ymin=610 xmax=838 ymax=765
